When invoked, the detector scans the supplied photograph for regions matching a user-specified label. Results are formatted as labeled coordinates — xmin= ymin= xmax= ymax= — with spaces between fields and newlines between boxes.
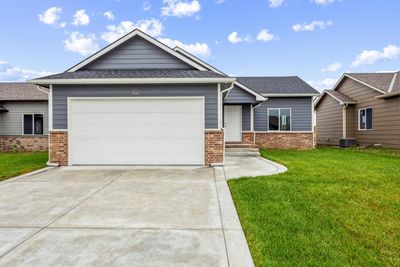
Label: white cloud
xmin=321 ymin=62 xmax=342 ymax=72
xmin=64 ymin=32 xmax=99 ymax=56
xmin=38 ymin=7 xmax=62 ymax=26
xmin=215 ymin=0 xmax=226 ymax=4
xmin=101 ymin=19 xmax=164 ymax=43
xmin=72 ymin=9 xmax=90 ymax=26
xmin=227 ymin=31 xmax=251 ymax=44
xmin=292 ymin=20 xmax=333 ymax=32
xmin=161 ymin=0 xmax=201 ymax=17
xmin=313 ymin=0 xmax=335 ymax=5
xmin=103 ymin=11 xmax=115 ymax=20
xmin=256 ymin=29 xmax=275 ymax=42
xmin=143 ymin=1 xmax=152 ymax=11
xmin=159 ymin=38 xmax=211 ymax=57
xmin=307 ymin=78 xmax=337 ymax=90
xmin=0 ymin=60 xmax=52 ymax=82
xmin=269 ymin=0 xmax=284 ymax=8
xmin=351 ymin=44 xmax=400 ymax=67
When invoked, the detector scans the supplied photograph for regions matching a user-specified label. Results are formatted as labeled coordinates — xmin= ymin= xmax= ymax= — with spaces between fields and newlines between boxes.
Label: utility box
xmin=339 ymin=138 xmax=357 ymax=147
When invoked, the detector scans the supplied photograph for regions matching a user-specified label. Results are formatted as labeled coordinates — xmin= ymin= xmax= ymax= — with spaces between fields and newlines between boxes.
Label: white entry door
xmin=68 ymin=97 xmax=204 ymax=165
xmin=224 ymin=105 xmax=242 ymax=142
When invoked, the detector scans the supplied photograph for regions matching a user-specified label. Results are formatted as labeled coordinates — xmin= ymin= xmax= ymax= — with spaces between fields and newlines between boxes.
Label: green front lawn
xmin=0 ymin=152 xmax=48 ymax=181
xmin=228 ymin=148 xmax=400 ymax=266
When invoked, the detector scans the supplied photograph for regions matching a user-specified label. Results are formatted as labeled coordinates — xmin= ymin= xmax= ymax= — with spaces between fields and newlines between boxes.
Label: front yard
xmin=228 ymin=148 xmax=400 ymax=266
xmin=0 ymin=152 xmax=48 ymax=181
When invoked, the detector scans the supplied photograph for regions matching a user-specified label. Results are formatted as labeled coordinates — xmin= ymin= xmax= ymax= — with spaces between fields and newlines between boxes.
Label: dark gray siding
xmin=0 ymin=101 xmax=48 ymax=135
xmin=52 ymin=84 xmax=218 ymax=129
xmin=224 ymin=85 xmax=256 ymax=104
xmin=83 ymin=37 xmax=193 ymax=70
xmin=242 ymin=104 xmax=251 ymax=131
xmin=254 ymin=97 xmax=313 ymax=131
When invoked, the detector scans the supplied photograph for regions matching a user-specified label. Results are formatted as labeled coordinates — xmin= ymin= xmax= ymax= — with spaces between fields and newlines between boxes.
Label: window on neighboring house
xmin=268 ymin=108 xmax=291 ymax=131
xmin=23 ymin=114 xmax=43 ymax=135
xmin=359 ymin=108 xmax=372 ymax=130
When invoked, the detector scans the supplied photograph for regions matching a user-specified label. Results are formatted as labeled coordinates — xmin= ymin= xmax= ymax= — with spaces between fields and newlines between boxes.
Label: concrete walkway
xmin=215 ymin=156 xmax=287 ymax=180
xmin=0 ymin=165 xmax=254 ymax=267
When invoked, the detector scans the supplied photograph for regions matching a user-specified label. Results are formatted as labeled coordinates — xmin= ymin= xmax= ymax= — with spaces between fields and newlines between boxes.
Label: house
xmin=314 ymin=72 xmax=400 ymax=148
xmin=31 ymin=29 xmax=319 ymax=166
xmin=0 ymin=83 xmax=49 ymax=151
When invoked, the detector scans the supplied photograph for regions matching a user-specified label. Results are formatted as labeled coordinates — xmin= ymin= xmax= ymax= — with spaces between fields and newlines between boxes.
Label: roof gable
xmin=314 ymin=89 xmax=356 ymax=109
xmin=67 ymin=29 xmax=207 ymax=72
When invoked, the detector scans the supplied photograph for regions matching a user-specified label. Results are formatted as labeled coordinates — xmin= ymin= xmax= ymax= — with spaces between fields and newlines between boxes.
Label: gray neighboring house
xmin=31 ymin=29 xmax=318 ymax=166
xmin=0 ymin=83 xmax=49 ymax=152
xmin=314 ymin=72 xmax=400 ymax=148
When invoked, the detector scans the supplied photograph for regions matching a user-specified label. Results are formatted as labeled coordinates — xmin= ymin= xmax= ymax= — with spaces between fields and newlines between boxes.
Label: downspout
xmin=342 ymin=103 xmax=348 ymax=139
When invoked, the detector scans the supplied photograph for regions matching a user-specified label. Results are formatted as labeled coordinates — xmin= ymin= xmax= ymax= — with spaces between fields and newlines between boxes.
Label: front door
xmin=224 ymin=105 xmax=242 ymax=142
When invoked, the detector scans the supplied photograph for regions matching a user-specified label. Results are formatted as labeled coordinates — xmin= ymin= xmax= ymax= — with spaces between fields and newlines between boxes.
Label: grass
xmin=0 ymin=151 xmax=48 ymax=181
xmin=228 ymin=147 xmax=400 ymax=266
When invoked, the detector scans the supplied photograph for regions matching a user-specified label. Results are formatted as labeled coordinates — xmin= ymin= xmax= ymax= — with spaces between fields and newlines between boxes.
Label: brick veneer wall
xmin=49 ymin=131 xmax=68 ymax=166
xmin=205 ymin=129 xmax=224 ymax=165
xmin=0 ymin=136 xmax=48 ymax=152
xmin=255 ymin=132 xmax=314 ymax=149
xmin=242 ymin=132 xmax=255 ymax=145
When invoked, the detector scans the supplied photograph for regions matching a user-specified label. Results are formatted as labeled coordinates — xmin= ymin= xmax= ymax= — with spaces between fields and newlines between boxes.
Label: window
xmin=23 ymin=114 xmax=43 ymax=135
xmin=268 ymin=108 xmax=291 ymax=131
xmin=359 ymin=108 xmax=372 ymax=130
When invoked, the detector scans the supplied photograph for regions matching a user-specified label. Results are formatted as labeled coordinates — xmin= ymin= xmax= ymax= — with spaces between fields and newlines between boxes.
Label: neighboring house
xmin=314 ymin=72 xmax=400 ymax=148
xmin=31 ymin=29 xmax=318 ymax=166
xmin=0 ymin=83 xmax=49 ymax=151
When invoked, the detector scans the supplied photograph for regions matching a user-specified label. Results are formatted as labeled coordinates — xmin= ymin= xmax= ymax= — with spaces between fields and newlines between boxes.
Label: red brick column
xmin=205 ymin=129 xmax=224 ymax=165
xmin=49 ymin=131 xmax=68 ymax=166
xmin=255 ymin=132 xmax=314 ymax=149
xmin=242 ymin=132 xmax=255 ymax=145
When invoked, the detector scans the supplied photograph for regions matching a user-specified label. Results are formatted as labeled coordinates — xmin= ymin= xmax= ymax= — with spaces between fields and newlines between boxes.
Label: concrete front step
xmin=225 ymin=148 xmax=261 ymax=157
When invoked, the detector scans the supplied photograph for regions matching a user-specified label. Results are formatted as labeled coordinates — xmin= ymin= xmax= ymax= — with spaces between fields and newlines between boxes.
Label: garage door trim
xmin=67 ymin=96 xmax=205 ymax=165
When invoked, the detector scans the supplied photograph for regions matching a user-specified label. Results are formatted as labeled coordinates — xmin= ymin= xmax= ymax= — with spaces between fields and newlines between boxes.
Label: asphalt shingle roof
xmin=35 ymin=69 xmax=227 ymax=80
xmin=0 ymin=83 xmax=48 ymax=101
xmin=346 ymin=72 xmax=400 ymax=93
xmin=237 ymin=76 xmax=319 ymax=95
xmin=325 ymin=90 xmax=356 ymax=103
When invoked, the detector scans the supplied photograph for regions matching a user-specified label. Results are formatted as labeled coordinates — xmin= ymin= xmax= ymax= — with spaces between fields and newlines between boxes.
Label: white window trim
xmin=267 ymin=108 xmax=292 ymax=132
xmin=22 ymin=113 xmax=44 ymax=135
xmin=358 ymin=107 xmax=373 ymax=131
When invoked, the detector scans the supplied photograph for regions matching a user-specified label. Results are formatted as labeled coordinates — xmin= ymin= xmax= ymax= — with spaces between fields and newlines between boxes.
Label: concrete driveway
xmin=0 ymin=166 xmax=253 ymax=267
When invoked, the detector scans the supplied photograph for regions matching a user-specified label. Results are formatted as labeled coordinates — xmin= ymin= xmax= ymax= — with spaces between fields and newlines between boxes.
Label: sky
xmin=0 ymin=0 xmax=399 ymax=91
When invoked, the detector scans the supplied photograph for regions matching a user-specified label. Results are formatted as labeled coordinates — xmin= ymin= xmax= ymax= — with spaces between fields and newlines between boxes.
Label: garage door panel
xmin=70 ymin=99 xmax=203 ymax=113
xmin=68 ymin=97 xmax=204 ymax=165
xmin=70 ymin=112 xmax=203 ymax=128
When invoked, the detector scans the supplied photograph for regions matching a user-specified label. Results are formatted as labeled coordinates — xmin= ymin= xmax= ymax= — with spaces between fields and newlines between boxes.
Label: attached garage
xmin=68 ymin=97 xmax=205 ymax=165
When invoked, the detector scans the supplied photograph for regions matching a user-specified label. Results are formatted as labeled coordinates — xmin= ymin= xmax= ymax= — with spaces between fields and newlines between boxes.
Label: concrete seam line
xmin=0 ymin=167 xmax=133 ymax=259
xmin=212 ymin=167 xmax=231 ymax=267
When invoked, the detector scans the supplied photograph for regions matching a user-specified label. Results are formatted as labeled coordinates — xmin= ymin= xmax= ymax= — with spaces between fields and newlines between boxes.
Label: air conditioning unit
xmin=339 ymin=138 xmax=357 ymax=147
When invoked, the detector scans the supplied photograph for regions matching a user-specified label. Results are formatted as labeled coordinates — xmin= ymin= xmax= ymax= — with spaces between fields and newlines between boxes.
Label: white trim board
xmin=66 ymin=29 xmax=207 ymax=72
xmin=30 ymin=77 xmax=236 ymax=85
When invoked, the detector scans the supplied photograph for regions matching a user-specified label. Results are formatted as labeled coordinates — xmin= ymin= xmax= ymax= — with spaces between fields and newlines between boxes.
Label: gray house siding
xmin=254 ymin=97 xmax=313 ymax=131
xmin=0 ymin=101 xmax=48 ymax=135
xmin=224 ymin=85 xmax=256 ymax=104
xmin=52 ymin=84 xmax=218 ymax=129
xmin=83 ymin=37 xmax=193 ymax=70
xmin=242 ymin=105 xmax=251 ymax=131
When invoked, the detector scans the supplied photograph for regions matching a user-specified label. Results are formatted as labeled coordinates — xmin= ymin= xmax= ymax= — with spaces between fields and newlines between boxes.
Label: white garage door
xmin=68 ymin=97 xmax=204 ymax=165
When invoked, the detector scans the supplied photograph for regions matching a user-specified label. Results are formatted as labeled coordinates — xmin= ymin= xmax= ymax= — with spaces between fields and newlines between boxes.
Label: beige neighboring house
xmin=314 ymin=72 xmax=400 ymax=149
xmin=0 ymin=83 xmax=49 ymax=152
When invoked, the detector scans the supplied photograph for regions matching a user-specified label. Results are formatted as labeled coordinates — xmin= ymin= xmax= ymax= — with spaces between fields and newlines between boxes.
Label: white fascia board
xmin=333 ymin=74 xmax=386 ymax=95
xmin=262 ymin=93 xmax=319 ymax=97
xmin=174 ymin=47 xmax=226 ymax=75
xmin=29 ymin=77 xmax=236 ymax=85
xmin=234 ymin=82 xmax=266 ymax=101
xmin=66 ymin=29 xmax=207 ymax=72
